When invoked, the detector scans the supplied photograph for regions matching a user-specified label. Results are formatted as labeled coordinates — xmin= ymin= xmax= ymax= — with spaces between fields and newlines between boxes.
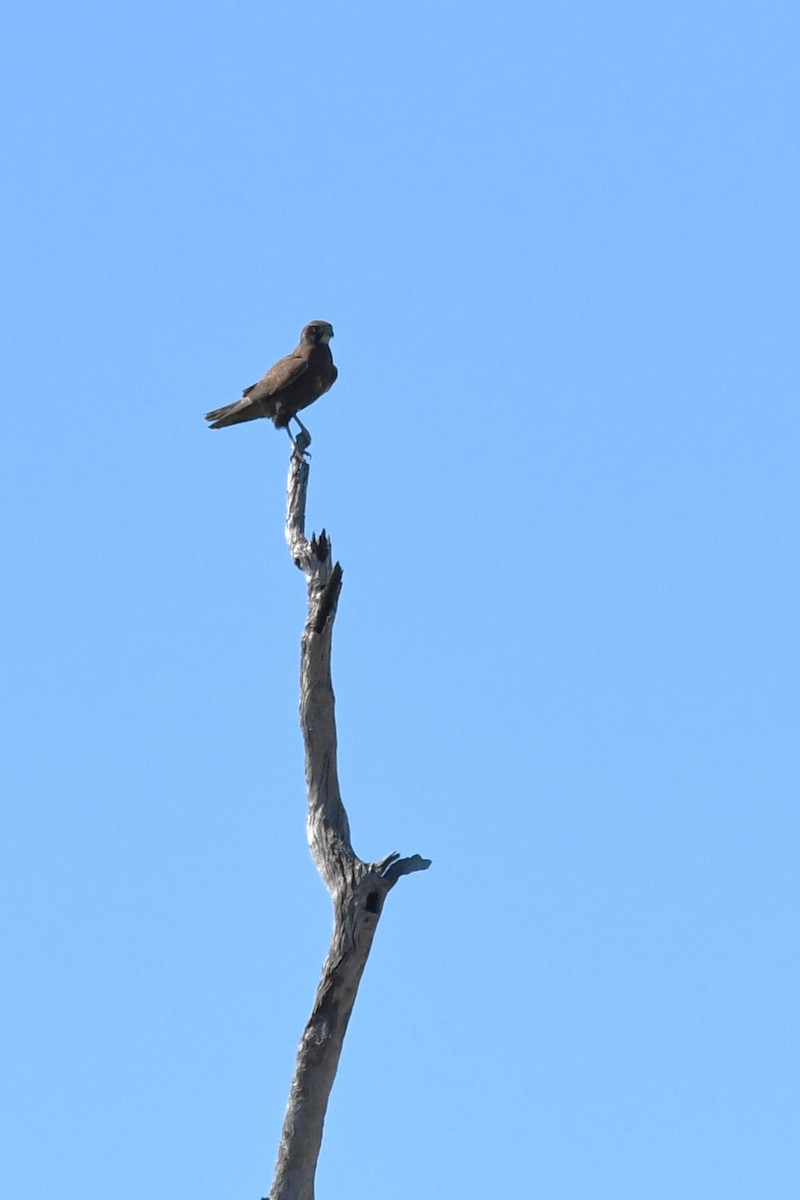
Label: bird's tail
xmin=204 ymin=399 xmax=263 ymax=429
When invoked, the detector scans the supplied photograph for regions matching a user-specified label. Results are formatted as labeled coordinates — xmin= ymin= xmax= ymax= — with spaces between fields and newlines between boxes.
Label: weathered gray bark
xmin=267 ymin=434 xmax=430 ymax=1200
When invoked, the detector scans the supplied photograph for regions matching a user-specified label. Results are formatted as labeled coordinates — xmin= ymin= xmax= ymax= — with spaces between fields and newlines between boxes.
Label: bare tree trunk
xmin=267 ymin=435 xmax=430 ymax=1200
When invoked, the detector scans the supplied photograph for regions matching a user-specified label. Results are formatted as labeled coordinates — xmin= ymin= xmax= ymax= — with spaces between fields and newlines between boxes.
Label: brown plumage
xmin=205 ymin=320 xmax=337 ymax=441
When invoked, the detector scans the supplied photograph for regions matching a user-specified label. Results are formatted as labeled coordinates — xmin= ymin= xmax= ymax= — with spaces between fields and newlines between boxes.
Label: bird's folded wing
xmin=242 ymin=351 xmax=308 ymax=401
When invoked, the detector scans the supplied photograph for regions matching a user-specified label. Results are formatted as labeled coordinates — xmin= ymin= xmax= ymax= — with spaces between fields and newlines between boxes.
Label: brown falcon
xmin=205 ymin=320 xmax=337 ymax=443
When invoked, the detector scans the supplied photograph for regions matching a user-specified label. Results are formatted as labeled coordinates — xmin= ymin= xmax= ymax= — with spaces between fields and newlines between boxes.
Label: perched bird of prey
xmin=205 ymin=320 xmax=337 ymax=443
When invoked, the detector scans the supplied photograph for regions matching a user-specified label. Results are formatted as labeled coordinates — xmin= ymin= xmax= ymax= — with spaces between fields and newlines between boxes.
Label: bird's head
xmin=302 ymin=320 xmax=334 ymax=346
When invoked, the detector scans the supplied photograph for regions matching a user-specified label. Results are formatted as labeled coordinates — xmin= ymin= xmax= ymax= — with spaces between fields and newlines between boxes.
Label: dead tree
xmin=266 ymin=432 xmax=431 ymax=1200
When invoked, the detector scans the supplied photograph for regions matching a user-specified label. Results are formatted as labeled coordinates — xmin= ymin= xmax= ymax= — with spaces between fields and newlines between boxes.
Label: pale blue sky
xmin=3 ymin=2 xmax=799 ymax=1198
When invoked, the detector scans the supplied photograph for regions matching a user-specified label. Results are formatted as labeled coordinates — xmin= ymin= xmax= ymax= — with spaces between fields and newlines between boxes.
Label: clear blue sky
xmin=3 ymin=2 xmax=798 ymax=1197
